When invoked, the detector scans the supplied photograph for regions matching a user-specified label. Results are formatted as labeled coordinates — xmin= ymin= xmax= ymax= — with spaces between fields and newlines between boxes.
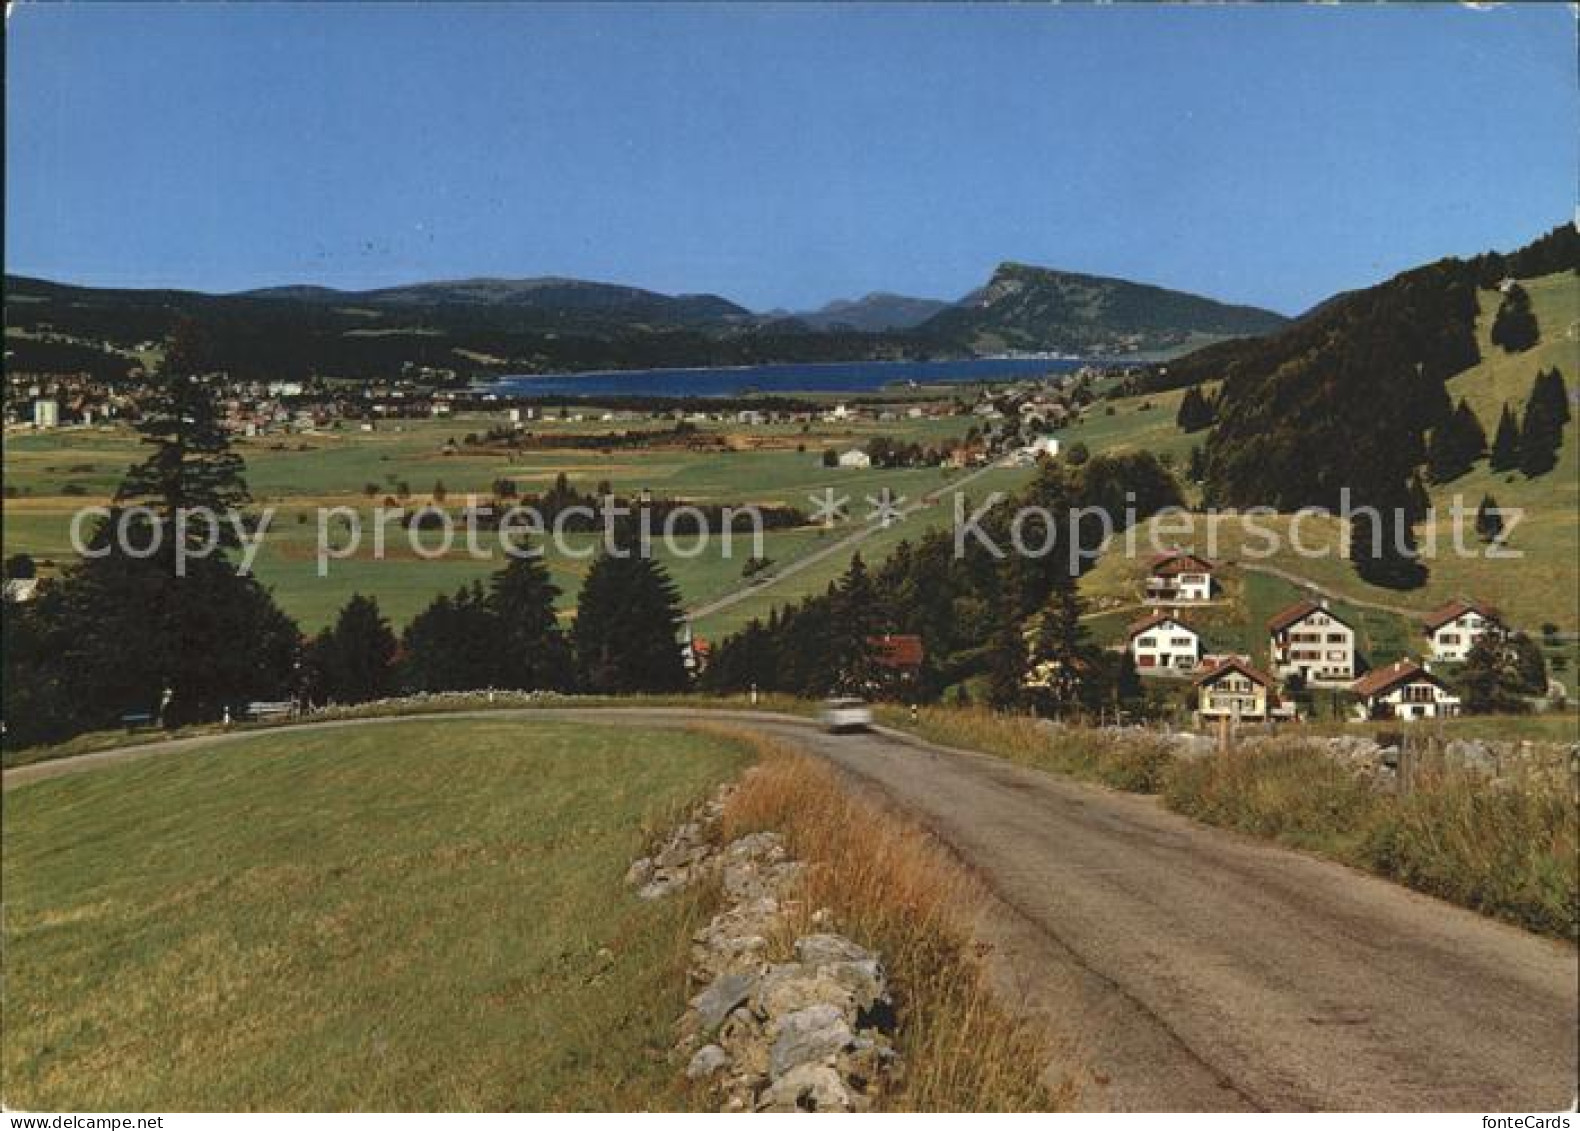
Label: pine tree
xmin=1348 ymin=480 xmax=1428 ymax=590
xmin=1175 ymin=386 xmax=1214 ymax=433
xmin=1022 ymin=569 xmax=1098 ymax=717
xmin=1532 ymin=367 xmax=1572 ymax=427
xmin=14 ymin=324 xmax=302 ymax=732
xmin=310 ymin=594 xmax=398 ymax=704
xmin=489 ymin=554 xmax=570 ymax=691
xmin=1426 ymin=399 xmax=1487 ymax=483
xmin=115 ymin=320 xmax=249 ymax=551
xmin=1474 ymin=494 xmax=1504 ymax=543
xmin=1458 ymin=628 xmax=1529 ymax=714
xmin=401 ymin=582 xmax=505 ymax=692
xmin=1518 ymin=371 xmax=1564 ymax=477
xmin=1490 ymin=283 xmax=1539 ymax=353
xmin=572 ymin=551 xmax=688 ymax=694
xmin=828 ymin=554 xmax=884 ymax=695
xmin=1489 ymin=403 xmax=1521 ymax=471
xmin=1186 ymin=444 xmax=1207 ymax=483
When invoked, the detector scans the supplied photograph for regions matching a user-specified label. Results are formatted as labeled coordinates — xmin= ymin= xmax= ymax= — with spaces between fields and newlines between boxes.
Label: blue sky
xmin=6 ymin=2 xmax=1574 ymax=315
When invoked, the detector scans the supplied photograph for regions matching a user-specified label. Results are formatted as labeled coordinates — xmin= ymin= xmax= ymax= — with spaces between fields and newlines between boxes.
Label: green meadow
xmin=1 ymin=719 xmax=750 ymax=1110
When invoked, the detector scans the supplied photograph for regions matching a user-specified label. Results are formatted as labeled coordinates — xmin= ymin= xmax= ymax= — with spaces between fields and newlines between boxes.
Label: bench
xmin=121 ymin=711 xmax=156 ymax=732
xmin=245 ymin=700 xmax=296 ymax=722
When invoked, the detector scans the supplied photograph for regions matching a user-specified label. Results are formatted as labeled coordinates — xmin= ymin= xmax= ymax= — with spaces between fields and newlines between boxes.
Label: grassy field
xmin=1 ymin=719 xmax=751 ymax=1110
xmin=3 ymin=408 xmax=1024 ymax=632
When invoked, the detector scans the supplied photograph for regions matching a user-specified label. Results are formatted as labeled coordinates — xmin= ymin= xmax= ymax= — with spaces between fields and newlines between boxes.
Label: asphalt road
xmin=6 ymin=708 xmax=1576 ymax=1111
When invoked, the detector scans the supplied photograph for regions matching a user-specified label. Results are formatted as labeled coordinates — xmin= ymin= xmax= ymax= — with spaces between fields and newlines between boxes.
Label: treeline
xmin=1131 ymin=224 xmax=1576 ymax=515
xmin=0 ymin=334 xmax=697 ymax=749
xmin=702 ymin=451 xmax=1184 ymax=708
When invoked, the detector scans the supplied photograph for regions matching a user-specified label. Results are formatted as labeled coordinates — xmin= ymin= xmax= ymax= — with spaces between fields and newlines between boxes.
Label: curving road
xmin=5 ymin=708 xmax=1576 ymax=1111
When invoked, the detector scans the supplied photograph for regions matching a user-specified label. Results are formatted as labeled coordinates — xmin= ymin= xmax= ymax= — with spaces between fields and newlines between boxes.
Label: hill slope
xmin=793 ymin=292 xmax=952 ymax=332
xmin=1172 ymin=223 xmax=1579 ymax=511
xmin=919 ymin=262 xmax=1288 ymax=355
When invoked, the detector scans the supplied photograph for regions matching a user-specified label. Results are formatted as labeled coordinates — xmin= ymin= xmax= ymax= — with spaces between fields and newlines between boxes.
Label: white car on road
xmin=820 ymin=698 xmax=873 ymax=733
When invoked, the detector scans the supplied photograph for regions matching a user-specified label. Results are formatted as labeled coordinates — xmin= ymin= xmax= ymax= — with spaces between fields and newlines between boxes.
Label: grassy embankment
xmin=882 ymin=706 xmax=1578 ymax=940
xmin=0 ymin=692 xmax=815 ymax=771
xmin=707 ymin=727 xmax=1072 ymax=1111
xmin=5 ymin=714 xmax=1070 ymax=1111
xmin=2 ymin=719 xmax=748 ymax=1109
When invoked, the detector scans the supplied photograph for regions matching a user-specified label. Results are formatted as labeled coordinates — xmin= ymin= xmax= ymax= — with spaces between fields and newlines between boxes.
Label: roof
xmin=1147 ymin=551 xmax=1214 ymax=576
xmin=867 ymin=634 xmax=925 ymax=670
xmin=1266 ymin=598 xmax=1352 ymax=634
xmin=1351 ymin=659 xmax=1447 ymax=699
xmin=1126 ymin=610 xmax=1197 ymax=639
xmin=1422 ymin=598 xmax=1502 ymax=633
xmin=1193 ymin=656 xmax=1274 ymax=689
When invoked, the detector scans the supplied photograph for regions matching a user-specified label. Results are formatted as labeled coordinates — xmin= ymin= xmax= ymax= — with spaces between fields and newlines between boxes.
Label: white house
xmin=837 ymin=449 xmax=872 ymax=469
xmin=1127 ymin=610 xmax=1201 ymax=673
xmin=1422 ymin=599 xmax=1503 ymax=663
xmin=1351 ymin=659 xmax=1462 ymax=721
xmin=1144 ymin=551 xmax=1215 ymax=604
xmin=1267 ymin=599 xmax=1356 ymax=685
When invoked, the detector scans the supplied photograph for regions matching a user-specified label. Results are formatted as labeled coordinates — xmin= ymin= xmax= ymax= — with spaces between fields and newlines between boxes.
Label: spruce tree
xmin=401 ymin=582 xmax=505 ymax=692
xmin=1474 ymin=494 xmax=1504 ymax=543
xmin=310 ymin=594 xmax=398 ymax=704
xmin=1349 ymin=480 xmax=1428 ymax=590
xmin=1532 ymin=367 xmax=1571 ymax=427
xmin=1489 ymin=403 xmax=1521 ymax=471
xmin=1518 ymin=371 xmax=1564 ymax=477
xmin=1490 ymin=283 xmax=1539 ymax=353
xmin=1426 ymin=399 xmax=1486 ymax=483
xmin=828 ymin=554 xmax=884 ymax=695
xmin=1175 ymin=386 xmax=1214 ymax=433
xmin=1022 ymin=569 xmax=1097 ymax=717
xmin=489 ymin=554 xmax=570 ymax=691
xmin=572 ymin=551 xmax=688 ymax=694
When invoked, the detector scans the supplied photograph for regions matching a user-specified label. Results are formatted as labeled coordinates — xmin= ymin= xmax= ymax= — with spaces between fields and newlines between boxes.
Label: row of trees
xmin=703 ymin=452 xmax=1185 ymax=715
xmin=1 ymin=330 xmax=695 ymax=749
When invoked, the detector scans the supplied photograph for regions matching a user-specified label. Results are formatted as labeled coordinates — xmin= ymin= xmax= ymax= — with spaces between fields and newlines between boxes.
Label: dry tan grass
xmin=699 ymin=726 xmax=1077 ymax=1111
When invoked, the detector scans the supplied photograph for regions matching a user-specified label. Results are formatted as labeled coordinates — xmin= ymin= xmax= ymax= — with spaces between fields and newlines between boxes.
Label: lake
xmin=487 ymin=356 xmax=1084 ymax=399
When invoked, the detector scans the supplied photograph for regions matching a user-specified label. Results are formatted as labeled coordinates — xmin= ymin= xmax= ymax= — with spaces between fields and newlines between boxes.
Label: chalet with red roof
xmin=1267 ymin=598 xmax=1356 ymax=685
xmin=1145 ymin=551 xmax=1216 ymax=604
xmin=1351 ymin=659 xmax=1462 ymax=721
xmin=1422 ymin=599 xmax=1503 ymax=663
xmin=1126 ymin=610 xmax=1201 ymax=673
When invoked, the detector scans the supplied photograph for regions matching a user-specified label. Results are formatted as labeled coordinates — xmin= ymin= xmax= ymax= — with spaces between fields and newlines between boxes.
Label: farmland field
xmin=1 ymin=718 xmax=751 ymax=1110
xmin=2 ymin=405 xmax=1028 ymax=632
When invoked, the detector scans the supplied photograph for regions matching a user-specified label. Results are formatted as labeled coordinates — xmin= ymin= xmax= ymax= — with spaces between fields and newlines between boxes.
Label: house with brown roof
xmin=1267 ymin=598 xmax=1356 ymax=685
xmin=1351 ymin=659 xmax=1462 ymax=721
xmin=1126 ymin=610 xmax=1201 ymax=673
xmin=1193 ymin=657 xmax=1281 ymax=722
xmin=1422 ymin=599 xmax=1503 ymax=664
xmin=1145 ymin=551 xmax=1216 ymax=604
